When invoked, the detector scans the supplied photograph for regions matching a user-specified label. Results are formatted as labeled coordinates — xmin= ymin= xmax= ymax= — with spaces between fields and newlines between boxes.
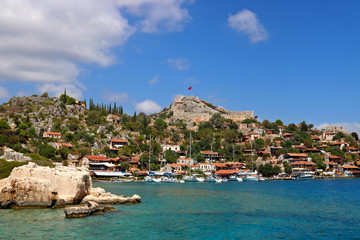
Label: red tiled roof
xmin=170 ymin=164 xmax=185 ymax=167
xmin=342 ymin=165 xmax=359 ymax=169
xmin=325 ymin=162 xmax=337 ymax=166
xmin=215 ymin=170 xmax=238 ymax=175
xmin=283 ymin=133 xmax=294 ymax=136
xmin=59 ymin=143 xmax=72 ymax=148
xmin=44 ymin=132 xmax=61 ymax=136
xmin=285 ymin=153 xmax=308 ymax=157
xmin=290 ymin=161 xmax=316 ymax=165
xmin=212 ymin=163 xmax=227 ymax=168
xmin=85 ymin=155 xmax=109 ymax=161
xmin=110 ymin=138 xmax=127 ymax=143
xmin=200 ymin=151 xmax=219 ymax=155
xmin=328 ymin=155 xmax=341 ymax=159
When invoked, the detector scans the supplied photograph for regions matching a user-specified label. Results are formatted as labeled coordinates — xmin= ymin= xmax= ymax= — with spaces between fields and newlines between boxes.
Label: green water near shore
xmin=1 ymin=179 xmax=360 ymax=239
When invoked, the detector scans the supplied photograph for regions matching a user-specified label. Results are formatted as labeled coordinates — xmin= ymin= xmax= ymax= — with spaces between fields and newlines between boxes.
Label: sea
xmin=1 ymin=179 xmax=360 ymax=240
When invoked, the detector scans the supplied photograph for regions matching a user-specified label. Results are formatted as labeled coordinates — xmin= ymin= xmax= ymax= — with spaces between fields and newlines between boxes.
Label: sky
xmin=0 ymin=0 xmax=359 ymax=133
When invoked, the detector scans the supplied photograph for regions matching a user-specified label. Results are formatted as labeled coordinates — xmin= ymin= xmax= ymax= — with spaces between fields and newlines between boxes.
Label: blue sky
xmin=0 ymin=0 xmax=359 ymax=133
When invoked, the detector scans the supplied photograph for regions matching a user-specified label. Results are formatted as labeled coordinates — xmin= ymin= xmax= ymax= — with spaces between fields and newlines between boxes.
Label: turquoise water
xmin=1 ymin=179 xmax=360 ymax=240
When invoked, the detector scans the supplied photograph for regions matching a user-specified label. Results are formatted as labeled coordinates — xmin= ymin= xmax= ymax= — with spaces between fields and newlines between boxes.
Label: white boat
xmin=243 ymin=175 xmax=259 ymax=182
xmin=292 ymin=171 xmax=314 ymax=180
xmin=258 ymin=177 xmax=265 ymax=181
xmin=215 ymin=178 xmax=222 ymax=183
xmin=145 ymin=176 xmax=161 ymax=183
xmin=196 ymin=177 xmax=205 ymax=182
xmin=229 ymin=175 xmax=238 ymax=181
xmin=236 ymin=177 xmax=243 ymax=182
xmin=208 ymin=176 xmax=216 ymax=182
xmin=183 ymin=175 xmax=198 ymax=182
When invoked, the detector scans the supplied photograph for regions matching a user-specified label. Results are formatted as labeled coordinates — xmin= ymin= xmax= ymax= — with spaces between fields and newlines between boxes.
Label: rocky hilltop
xmin=164 ymin=95 xmax=254 ymax=126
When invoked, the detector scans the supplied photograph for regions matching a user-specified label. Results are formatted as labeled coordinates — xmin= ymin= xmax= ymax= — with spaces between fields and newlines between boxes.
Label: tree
xmin=333 ymin=132 xmax=345 ymax=141
xmin=351 ymin=132 xmax=359 ymax=141
xmin=210 ymin=113 xmax=225 ymax=129
xmin=275 ymin=119 xmax=284 ymax=126
xmin=262 ymin=120 xmax=270 ymax=129
xmin=118 ymin=162 xmax=130 ymax=172
xmin=283 ymin=161 xmax=292 ymax=174
xmin=38 ymin=144 xmax=56 ymax=159
xmin=154 ymin=118 xmax=167 ymax=132
xmin=0 ymin=120 xmax=10 ymax=130
xmin=299 ymin=121 xmax=308 ymax=132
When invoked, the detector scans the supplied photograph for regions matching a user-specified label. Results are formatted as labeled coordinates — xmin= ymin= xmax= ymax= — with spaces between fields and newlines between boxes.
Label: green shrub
xmin=0 ymin=159 xmax=27 ymax=179
xmin=26 ymin=153 xmax=55 ymax=167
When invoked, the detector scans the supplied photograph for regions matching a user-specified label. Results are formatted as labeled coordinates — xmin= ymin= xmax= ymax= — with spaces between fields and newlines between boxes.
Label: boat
xmin=236 ymin=177 xmax=243 ymax=182
xmin=229 ymin=175 xmax=238 ymax=181
xmin=292 ymin=171 xmax=314 ymax=180
xmin=195 ymin=177 xmax=205 ymax=182
xmin=215 ymin=178 xmax=222 ymax=183
xmin=145 ymin=136 xmax=161 ymax=183
xmin=207 ymin=176 xmax=216 ymax=182
xmin=183 ymin=175 xmax=198 ymax=182
xmin=243 ymin=141 xmax=259 ymax=182
xmin=243 ymin=175 xmax=259 ymax=182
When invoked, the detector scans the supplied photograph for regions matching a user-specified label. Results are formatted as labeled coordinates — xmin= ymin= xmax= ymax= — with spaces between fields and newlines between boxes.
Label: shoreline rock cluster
xmin=0 ymin=163 xmax=141 ymax=217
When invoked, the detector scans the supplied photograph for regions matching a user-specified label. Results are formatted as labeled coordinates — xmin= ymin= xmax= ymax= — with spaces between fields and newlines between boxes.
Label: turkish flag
xmin=188 ymin=86 xmax=192 ymax=90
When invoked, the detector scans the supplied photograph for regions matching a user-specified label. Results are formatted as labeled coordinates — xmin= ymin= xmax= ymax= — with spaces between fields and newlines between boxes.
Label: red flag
xmin=188 ymin=86 xmax=192 ymax=90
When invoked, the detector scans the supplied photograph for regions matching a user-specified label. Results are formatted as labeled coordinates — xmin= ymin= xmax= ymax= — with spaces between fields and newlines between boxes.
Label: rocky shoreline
xmin=0 ymin=163 xmax=141 ymax=217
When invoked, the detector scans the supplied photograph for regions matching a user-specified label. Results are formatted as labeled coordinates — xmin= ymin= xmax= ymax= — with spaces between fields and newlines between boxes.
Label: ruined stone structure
xmin=166 ymin=95 xmax=254 ymax=126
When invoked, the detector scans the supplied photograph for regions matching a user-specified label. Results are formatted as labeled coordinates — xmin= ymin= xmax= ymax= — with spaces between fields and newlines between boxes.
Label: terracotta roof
xmin=212 ymin=163 xmax=227 ymax=168
xmin=325 ymin=162 xmax=337 ymax=166
xmin=290 ymin=161 xmax=316 ymax=165
xmin=348 ymin=146 xmax=359 ymax=150
xmin=285 ymin=153 xmax=308 ymax=157
xmin=59 ymin=143 xmax=72 ymax=148
xmin=342 ymin=165 xmax=359 ymax=169
xmin=199 ymin=163 xmax=210 ymax=165
xmin=110 ymin=138 xmax=127 ymax=143
xmin=200 ymin=151 xmax=219 ymax=155
xmin=170 ymin=164 xmax=185 ymax=167
xmin=44 ymin=132 xmax=61 ymax=136
xmin=215 ymin=170 xmax=238 ymax=175
xmin=318 ymin=145 xmax=331 ymax=148
xmin=311 ymin=135 xmax=320 ymax=139
xmin=327 ymin=155 xmax=341 ymax=159
xmin=85 ymin=155 xmax=109 ymax=161
xmin=283 ymin=133 xmax=294 ymax=136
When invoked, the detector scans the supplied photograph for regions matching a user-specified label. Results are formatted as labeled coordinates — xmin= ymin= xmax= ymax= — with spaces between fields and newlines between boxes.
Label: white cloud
xmin=168 ymin=58 xmax=190 ymax=71
xmin=149 ymin=76 xmax=159 ymax=85
xmin=316 ymin=122 xmax=360 ymax=134
xmin=0 ymin=0 xmax=192 ymax=97
xmin=135 ymin=99 xmax=162 ymax=114
xmin=102 ymin=91 xmax=129 ymax=103
xmin=0 ymin=86 xmax=10 ymax=99
xmin=228 ymin=9 xmax=268 ymax=43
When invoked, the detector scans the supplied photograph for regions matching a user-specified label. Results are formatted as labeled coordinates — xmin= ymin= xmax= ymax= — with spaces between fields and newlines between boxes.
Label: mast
xmin=251 ymin=141 xmax=253 ymax=172
xmin=190 ymin=131 xmax=192 ymax=159
xmin=233 ymin=144 xmax=235 ymax=162
xmin=148 ymin=136 xmax=151 ymax=172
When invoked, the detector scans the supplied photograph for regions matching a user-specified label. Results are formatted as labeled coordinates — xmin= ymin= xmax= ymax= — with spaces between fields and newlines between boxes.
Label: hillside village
xmin=0 ymin=93 xmax=359 ymax=180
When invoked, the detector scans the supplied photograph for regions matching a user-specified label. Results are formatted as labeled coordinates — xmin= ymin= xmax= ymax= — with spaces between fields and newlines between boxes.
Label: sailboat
xmin=183 ymin=132 xmax=199 ymax=182
xmin=243 ymin=141 xmax=259 ymax=182
xmin=145 ymin=136 xmax=161 ymax=183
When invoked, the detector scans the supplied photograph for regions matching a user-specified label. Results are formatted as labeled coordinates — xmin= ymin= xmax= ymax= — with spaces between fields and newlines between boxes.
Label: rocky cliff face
xmin=0 ymin=163 xmax=91 ymax=208
xmin=164 ymin=95 xmax=254 ymax=126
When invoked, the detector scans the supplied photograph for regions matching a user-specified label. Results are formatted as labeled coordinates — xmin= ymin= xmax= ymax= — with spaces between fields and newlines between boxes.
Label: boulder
xmin=82 ymin=188 xmax=141 ymax=205
xmin=64 ymin=201 xmax=115 ymax=218
xmin=0 ymin=163 xmax=91 ymax=208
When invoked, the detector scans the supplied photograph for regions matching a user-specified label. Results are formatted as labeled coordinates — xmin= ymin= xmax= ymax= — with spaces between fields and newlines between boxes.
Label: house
xmin=325 ymin=155 xmax=342 ymax=164
xmin=176 ymin=157 xmax=194 ymax=166
xmin=106 ymin=114 xmax=121 ymax=125
xmin=290 ymin=161 xmax=316 ymax=171
xmin=311 ymin=135 xmax=321 ymax=142
xmin=43 ymin=131 xmax=62 ymax=139
xmin=283 ymin=153 xmax=309 ymax=163
xmin=348 ymin=146 xmax=360 ymax=154
xmin=198 ymin=163 xmax=214 ymax=172
xmin=163 ymin=163 xmax=184 ymax=173
xmin=244 ymin=132 xmax=261 ymax=141
xmin=200 ymin=151 xmax=224 ymax=162
xmin=50 ymin=142 xmax=73 ymax=149
xmin=212 ymin=163 xmax=228 ymax=171
xmin=323 ymin=132 xmax=336 ymax=141
xmin=215 ymin=169 xmax=239 ymax=176
xmin=283 ymin=133 xmax=294 ymax=140
xmin=162 ymin=144 xmax=181 ymax=152
xmin=108 ymin=138 xmax=127 ymax=148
